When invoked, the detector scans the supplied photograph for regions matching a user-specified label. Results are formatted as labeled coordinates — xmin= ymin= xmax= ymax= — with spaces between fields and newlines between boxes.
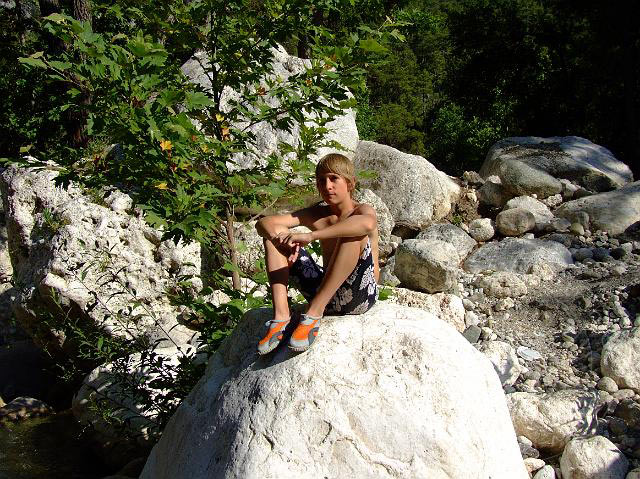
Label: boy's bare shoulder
xmin=354 ymin=202 xmax=377 ymax=217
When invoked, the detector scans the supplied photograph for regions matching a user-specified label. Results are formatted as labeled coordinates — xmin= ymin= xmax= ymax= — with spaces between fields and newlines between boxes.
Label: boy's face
xmin=316 ymin=171 xmax=352 ymax=204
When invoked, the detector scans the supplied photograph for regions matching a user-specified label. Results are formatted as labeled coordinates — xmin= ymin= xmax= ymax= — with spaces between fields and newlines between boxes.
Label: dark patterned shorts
xmin=289 ymin=239 xmax=378 ymax=315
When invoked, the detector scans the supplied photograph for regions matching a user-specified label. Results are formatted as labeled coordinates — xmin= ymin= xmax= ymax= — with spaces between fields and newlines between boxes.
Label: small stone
xmin=518 ymin=435 xmax=533 ymax=447
xmin=517 ymin=346 xmax=543 ymax=361
xmin=611 ymin=247 xmax=627 ymax=260
xmin=524 ymin=457 xmax=546 ymax=474
xmin=533 ymin=465 xmax=555 ymax=479
xmin=462 ymin=298 xmax=475 ymax=310
xmin=598 ymin=376 xmax=619 ymax=393
xmin=608 ymin=417 xmax=628 ymax=436
xmin=613 ymin=389 xmax=635 ymax=401
xmin=569 ymin=222 xmax=585 ymax=236
xmin=462 ymin=325 xmax=481 ymax=343
xmin=593 ymin=247 xmax=611 ymax=262
xmin=519 ymin=442 xmax=540 ymax=459
xmin=465 ymin=311 xmax=480 ymax=327
xmin=572 ymin=248 xmax=593 ymax=261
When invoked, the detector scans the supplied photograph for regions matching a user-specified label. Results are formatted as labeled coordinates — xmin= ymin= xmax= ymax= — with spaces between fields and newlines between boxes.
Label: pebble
xmin=517 ymin=346 xmax=543 ymax=361
xmin=518 ymin=435 xmax=533 ymax=447
xmin=592 ymin=247 xmax=610 ymax=261
xmin=462 ymin=298 xmax=475 ymax=310
xmin=569 ymin=222 xmax=585 ymax=236
xmin=462 ymin=325 xmax=481 ymax=343
xmin=610 ymin=247 xmax=627 ymax=260
xmin=464 ymin=311 xmax=479 ymax=327
xmin=608 ymin=417 xmax=627 ymax=436
xmin=613 ymin=389 xmax=635 ymax=400
xmin=573 ymin=248 xmax=593 ymax=261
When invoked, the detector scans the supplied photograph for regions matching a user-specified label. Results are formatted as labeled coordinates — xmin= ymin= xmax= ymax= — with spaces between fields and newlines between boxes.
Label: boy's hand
xmin=280 ymin=232 xmax=313 ymax=247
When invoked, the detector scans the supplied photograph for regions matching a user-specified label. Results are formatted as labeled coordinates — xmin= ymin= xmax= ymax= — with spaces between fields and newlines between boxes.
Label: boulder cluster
xmin=1 ymin=45 xmax=639 ymax=478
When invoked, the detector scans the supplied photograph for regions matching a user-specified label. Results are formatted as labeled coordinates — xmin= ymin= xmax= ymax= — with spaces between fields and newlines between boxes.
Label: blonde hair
xmin=315 ymin=153 xmax=356 ymax=195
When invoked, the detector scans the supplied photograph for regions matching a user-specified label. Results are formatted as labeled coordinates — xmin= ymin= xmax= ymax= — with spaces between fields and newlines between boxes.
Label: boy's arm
xmin=255 ymin=206 xmax=319 ymax=239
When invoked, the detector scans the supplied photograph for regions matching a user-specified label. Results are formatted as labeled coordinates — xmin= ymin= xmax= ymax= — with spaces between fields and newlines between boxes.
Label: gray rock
xmin=569 ymin=222 xmax=585 ymax=236
xmin=140 ymin=304 xmax=529 ymax=479
xmin=517 ymin=346 xmax=542 ymax=361
xmin=464 ymin=238 xmax=573 ymax=274
xmin=572 ymin=248 xmax=593 ymax=261
xmin=593 ymin=247 xmax=611 ymax=262
xmin=560 ymin=436 xmax=628 ymax=479
xmin=463 ymin=171 xmax=484 ymax=185
xmin=354 ymin=141 xmax=460 ymax=231
xmin=496 ymin=208 xmax=536 ymax=236
xmin=463 ymin=325 xmax=482 ymax=343
xmin=611 ymin=247 xmax=627 ymax=260
xmin=481 ymin=136 xmax=633 ymax=193
xmin=394 ymin=239 xmax=459 ymax=293
xmin=469 ymin=218 xmax=495 ymax=242
xmin=504 ymin=196 xmax=555 ymax=230
xmin=555 ymin=181 xmax=640 ymax=236
xmin=416 ymin=223 xmax=476 ymax=262
xmin=597 ymin=376 xmax=619 ymax=394
xmin=182 ymin=46 xmax=358 ymax=169
xmin=0 ymin=396 xmax=52 ymax=421
xmin=478 ymin=178 xmax=513 ymax=207
xmin=533 ymin=465 xmax=555 ymax=479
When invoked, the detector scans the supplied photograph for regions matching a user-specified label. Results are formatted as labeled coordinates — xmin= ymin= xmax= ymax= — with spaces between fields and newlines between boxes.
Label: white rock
xmin=394 ymin=239 xmax=459 ymax=293
xmin=140 ymin=303 xmax=528 ymax=479
xmin=504 ymin=196 xmax=555 ymax=230
xmin=479 ymin=341 xmax=522 ymax=386
xmin=601 ymin=327 xmax=640 ymax=392
xmin=496 ymin=208 xmax=536 ymax=236
xmin=524 ymin=458 xmax=546 ymax=474
xmin=464 ymin=238 xmax=573 ymax=275
xmin=469 ymin=218 xmax=495 ymax=242
xmin=626 ymin=468 xmax=640 ymax=479
xmin=0 ymin=165 xmax=199 ymax=352
xmin=182 ymin=46 xmax=358 ymax=169
xmin=354 ymin=141 xmax=460 ymax=230
xmin=478 ymin=178 xmax=514 ymax=207
xmin=555 ymin=182 xmax=640 ymax=236
xmin=517 ymin=346 xmax=542 ymax=361
xmin=475 ymin=271 xmax=528 ymax=298
xmin=560 ymin=436 xmax=628 ymax=479
xmin=481 ymin=136 xmax=633 ymax=194
xmin=387 ymin=288 xmax=465 ymax=332
xmin=534 ymin=465 xmax=556 ymax=479
xmin=354 ymin=188 xmax=395 ymax=253
xmin=416 ymin=223 xmax=476 ymax=262
xmin=506 ymin=390 xmax=601 ymax=453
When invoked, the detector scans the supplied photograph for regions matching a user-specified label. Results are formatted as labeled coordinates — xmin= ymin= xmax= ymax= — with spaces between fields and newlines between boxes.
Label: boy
xmin=255 ymin=153 xmax=380 ymax=354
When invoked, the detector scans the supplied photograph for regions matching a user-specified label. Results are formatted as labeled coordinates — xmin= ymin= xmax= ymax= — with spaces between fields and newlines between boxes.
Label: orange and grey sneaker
xmin=288 ymin=314 xmax=321 ymax=352
xmin=257 ymin=318 xmax=290 ymax=355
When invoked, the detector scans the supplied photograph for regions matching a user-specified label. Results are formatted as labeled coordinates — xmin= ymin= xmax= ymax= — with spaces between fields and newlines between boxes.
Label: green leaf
xmin=185 ymin=92 xmax=214 ymax=110
xmin=359 ymin=38 xmax=388 ymax=54
xmin=18 ymin=57 xmax=47 ymax=69
xmin=44 ymin=12 xmax=68 ymax=24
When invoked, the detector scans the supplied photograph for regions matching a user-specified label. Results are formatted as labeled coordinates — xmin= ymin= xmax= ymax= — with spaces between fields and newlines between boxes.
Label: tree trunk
xmin=225 ymin=206 xmax=241 ymax=290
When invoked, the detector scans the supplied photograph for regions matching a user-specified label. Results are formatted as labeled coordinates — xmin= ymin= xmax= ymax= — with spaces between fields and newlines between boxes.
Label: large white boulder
xmin=0 ymin=165 xmax=198 ymax=353
xmin=464 ymin=238 xmax=573 ymax=274
xmin=560 ymin=436 xmax=628 ymax=479
xmin=141 ymin=303 xmax=528 ymax=479
xmin=387 ymin=288 xmax=465 ymax=332
xmin=354 ymin=141 xmax=461 ymax=231
xmin=480 ymin=137 xmax=633 ymax=195
xmin=354 ymin=188 xmax=395 ymax=254
xmin=506 ymin=390 xmax=601 ymax=453
xmin=394 ymin=239 xmax=459 ymax=293
xmin=554 ymin=181 xmax=640 ymax=236
xmin=416 ymin=223 xmax=476 ymax=262
xmin=600 ymin=327 xmax=640 ymax=392
xmin=181 ymin=46 xmax=359 ymax=170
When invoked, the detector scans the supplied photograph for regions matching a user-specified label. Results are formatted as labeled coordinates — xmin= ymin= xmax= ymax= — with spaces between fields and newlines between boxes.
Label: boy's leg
xmin=305 ymin=235 xmax=368 ymax=318
xmin=263 ymin=226 xmax=292 ymax=322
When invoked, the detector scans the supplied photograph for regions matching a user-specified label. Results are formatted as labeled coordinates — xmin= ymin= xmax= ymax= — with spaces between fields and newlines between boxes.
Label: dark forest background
xmin=2 ymin=0 xmax=638 ymax=177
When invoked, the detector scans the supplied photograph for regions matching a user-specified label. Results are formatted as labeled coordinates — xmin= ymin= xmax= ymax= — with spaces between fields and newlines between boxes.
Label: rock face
xmin=506 ymin=389 xmax=601 ymax=453
xmin=394 ymin=239 xmax=459 ymax=293
xmin=140 ymin=304 xmax=528 ymax=479
xmin=464 ymin=238 xmax=573 ymax=274
xmin=480 ymin=137 xmax=633 ymax=195
xmin=354 ymin=141 xmax=461 ymax=231
xmin=416 ymin=223 xmax=476 ymax=262
xmin=181 ymin=45 xmax=359 ymax=170
xmin=560 ymin=436 xmax=628 ymax=479
xmin=0 ymin=165 xmax=198 ymax=352
xmin=600 ymin=327 xmax=640 ymax=392
xmin=496 ymin=208 xmax=536 ymax=236
xmin=554 ymin=181 xmax=640 ymax=236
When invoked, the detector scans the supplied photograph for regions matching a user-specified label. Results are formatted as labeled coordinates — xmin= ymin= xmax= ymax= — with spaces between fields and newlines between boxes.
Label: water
xmin=0 ymin=410 xmax=109 ymax=479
